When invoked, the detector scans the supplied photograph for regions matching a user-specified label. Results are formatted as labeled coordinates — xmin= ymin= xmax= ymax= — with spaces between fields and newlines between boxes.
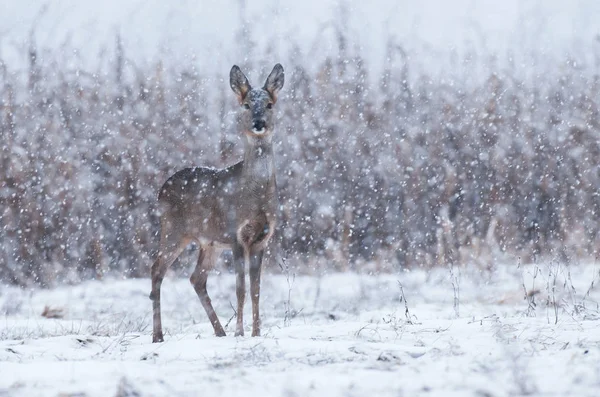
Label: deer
xmin=150 ymin=64 xmax=285 ymax=342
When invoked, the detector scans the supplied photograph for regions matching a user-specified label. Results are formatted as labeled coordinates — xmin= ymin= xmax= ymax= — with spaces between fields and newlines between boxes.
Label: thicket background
xmin=1 ymin=1 xmax=600 ymax=285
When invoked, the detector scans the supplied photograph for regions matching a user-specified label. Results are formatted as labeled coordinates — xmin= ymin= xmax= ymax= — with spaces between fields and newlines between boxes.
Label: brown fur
xmin=150 ymin=64 xmax=284 ymax=342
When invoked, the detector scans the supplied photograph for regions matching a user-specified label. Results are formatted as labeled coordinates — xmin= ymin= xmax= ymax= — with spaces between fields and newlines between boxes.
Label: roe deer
xmin=150 ymin=64 xmax=284 ymax=342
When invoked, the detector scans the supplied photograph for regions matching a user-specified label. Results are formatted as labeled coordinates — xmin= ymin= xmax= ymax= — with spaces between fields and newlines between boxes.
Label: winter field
xmin=3 ymin=1 xmax=600 ymax=396
xmin=1 ymin=263 xmax=599 ymax=397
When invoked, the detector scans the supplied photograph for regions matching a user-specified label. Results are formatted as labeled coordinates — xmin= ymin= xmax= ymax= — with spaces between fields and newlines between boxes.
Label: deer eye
xmin=266 ymin=103 xmax=273 ymax=109
xmin=244 ymin=104 xmax=250 ymax=110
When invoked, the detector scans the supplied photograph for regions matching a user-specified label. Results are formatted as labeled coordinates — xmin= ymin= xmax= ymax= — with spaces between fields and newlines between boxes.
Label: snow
xmin=2 ymin=1 xmax=600 ymax=395
xmin=1 ymin=264 xmax=599 ymax=396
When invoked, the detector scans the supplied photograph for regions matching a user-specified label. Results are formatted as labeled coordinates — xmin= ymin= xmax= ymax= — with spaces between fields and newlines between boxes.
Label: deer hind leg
xmin=249 ymin=250 xmax=264 ymax=337
xmin=150 ymin=232 xmax=189 ymax=343
xmin=233 ymin=243 xmax=246 ymax=336
xmin=190 ymin=244 xmax=226 ymax=337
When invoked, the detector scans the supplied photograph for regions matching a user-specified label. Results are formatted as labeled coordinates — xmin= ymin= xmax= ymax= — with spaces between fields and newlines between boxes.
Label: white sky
xmin=1 ymin=0 xmax=599 ymax=74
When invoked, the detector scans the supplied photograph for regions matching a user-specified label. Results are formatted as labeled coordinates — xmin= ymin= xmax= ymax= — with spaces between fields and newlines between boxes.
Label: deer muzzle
xmin=252 ymin=119 xmax=266 ymax=134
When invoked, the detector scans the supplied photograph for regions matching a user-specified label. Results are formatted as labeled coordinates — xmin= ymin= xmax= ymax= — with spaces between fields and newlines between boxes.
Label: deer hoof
xmin=215 ymin=329 xmax=226 ymax=337
xmin=152 ymin=333 xmax=164 ymax=343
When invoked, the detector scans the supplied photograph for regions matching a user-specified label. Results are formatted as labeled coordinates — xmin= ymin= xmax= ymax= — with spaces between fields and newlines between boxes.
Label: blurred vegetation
xmin=2 ymin=27 xmax=600 ymax=286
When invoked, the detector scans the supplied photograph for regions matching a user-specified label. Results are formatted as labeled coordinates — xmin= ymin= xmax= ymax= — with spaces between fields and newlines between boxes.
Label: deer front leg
xmin=249 ymin=250 xmax=264 ymax=337
xmin=233 ymin=243 xmax=246 ymax=336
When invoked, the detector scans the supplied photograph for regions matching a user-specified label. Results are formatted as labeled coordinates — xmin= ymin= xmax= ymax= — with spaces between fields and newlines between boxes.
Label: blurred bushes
xmin=1 ymin=35 xmax=600 ymax=285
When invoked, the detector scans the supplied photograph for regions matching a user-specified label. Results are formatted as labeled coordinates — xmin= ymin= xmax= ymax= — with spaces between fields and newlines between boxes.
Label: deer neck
xmin=242 ymin=135 xmax=275 ymax=185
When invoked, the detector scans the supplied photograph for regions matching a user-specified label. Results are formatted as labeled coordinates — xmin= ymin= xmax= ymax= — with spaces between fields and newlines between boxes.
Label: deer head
xmin=230 ymin=64 xmax=285 ymax=137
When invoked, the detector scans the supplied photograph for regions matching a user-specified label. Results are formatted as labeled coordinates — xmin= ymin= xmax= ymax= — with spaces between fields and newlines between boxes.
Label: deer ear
xmin=230 ymin=65 xmax=251 ymax=103
xmin=263 ymin=64 xmax=284 ymax=102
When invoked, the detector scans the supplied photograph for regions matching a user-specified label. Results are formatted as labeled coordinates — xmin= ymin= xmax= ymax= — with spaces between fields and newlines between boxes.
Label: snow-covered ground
xmin=1 ymin=263 xmax=599 ymax=396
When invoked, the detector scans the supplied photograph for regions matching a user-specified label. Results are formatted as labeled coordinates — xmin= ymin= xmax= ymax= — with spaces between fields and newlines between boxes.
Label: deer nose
xmin=252 ymin=120 xmax=266 ymax=133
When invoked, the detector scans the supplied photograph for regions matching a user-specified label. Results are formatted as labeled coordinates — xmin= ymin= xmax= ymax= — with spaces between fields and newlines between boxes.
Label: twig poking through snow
xmin=448 ymin=264 xmax=460 ymax=318
xmin=397 ymin=281 xmax=414 ymax=325
xmin=278 ymin=258 xmax=296 ymax=327
xmin=225 ymin=301 xmax=237 ymax=329
xmin=546 ymin=260 xmax=560 ymax=325
xmin=519 ymin=257 xmax=539 ymax=317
